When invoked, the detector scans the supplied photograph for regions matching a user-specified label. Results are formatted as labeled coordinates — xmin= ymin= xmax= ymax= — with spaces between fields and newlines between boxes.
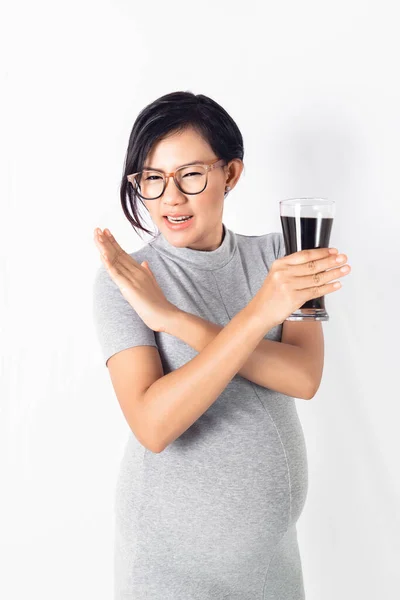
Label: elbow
xmin=148 ymin=444 xmax=164 ymax=454
xmin=145 ymin=414 xmax=175 ymax=453
xmin=136 ymin=419 xmax=164 ymax=454
xmin=143 ymin=436 xmax=164 ymax=454
xmin=144 ymin=430 xmax=164 ymax=453
xmin=149 ymin=436 xmax=165 ymax=453
xmin=137 ymin=401 xmax=165 ymax=453
xmin=305 ymin=379 xmax=321 ymax=400
xmin=150 ymin=433 xmax=169 ymax=454
xmin=148 ymin=428 xmax=172 ymax=454
xmin=145 ymin=424 xmax=167 ymax=454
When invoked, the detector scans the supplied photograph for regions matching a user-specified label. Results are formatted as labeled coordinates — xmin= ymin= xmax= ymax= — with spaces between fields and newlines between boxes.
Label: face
xmin=141 ymin=126 xmax=243 ymax=251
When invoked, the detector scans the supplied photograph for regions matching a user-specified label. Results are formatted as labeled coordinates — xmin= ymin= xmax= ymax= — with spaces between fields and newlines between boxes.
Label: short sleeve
xmin=92 ymin=265 xmax=158 ymax=367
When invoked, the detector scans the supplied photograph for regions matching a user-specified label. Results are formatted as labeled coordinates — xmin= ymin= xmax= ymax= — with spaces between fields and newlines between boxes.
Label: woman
xmin=93 ymin=91 xmax=351 ymax=599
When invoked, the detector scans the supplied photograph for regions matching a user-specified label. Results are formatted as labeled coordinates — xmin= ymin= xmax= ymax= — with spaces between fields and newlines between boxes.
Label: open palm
xmin=93 ymin=227 xmax=179 ymax=333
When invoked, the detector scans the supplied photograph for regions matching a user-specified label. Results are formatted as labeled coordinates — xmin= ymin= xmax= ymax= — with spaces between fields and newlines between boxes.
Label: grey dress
xmin=93 ymin=223 xmax=309 ymax=599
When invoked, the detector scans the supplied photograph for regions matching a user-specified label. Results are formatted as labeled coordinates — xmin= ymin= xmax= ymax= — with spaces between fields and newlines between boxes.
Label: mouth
xmin=163 ymin=215 xmax=194 ymax=230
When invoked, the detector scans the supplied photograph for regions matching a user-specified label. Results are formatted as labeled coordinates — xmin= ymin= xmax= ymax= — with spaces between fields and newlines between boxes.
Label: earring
xmin=225 ymin=186 xmax=231 ymax=192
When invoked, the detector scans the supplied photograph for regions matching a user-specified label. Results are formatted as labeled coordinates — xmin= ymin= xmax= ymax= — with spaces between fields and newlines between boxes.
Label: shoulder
xmin=92 ymin=249 xmax=158 ymax=367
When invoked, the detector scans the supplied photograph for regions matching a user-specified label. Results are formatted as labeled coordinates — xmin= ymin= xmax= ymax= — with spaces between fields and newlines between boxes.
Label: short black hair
xmin=120 ymin=91 xmax=245 ymax=240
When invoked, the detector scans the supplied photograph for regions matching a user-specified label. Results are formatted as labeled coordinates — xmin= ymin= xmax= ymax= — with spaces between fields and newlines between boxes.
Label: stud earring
xmin=225 ymin=186 xmax=231 ymax=192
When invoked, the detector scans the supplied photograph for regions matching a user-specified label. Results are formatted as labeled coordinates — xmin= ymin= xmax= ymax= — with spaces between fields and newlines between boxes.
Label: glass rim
xmin=279 ymin=197 xmax=335 ymax=206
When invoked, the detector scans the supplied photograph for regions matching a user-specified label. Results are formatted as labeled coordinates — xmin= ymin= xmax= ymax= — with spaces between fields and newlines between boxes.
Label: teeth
xmin=167 ymin=216 xmax=192 ymax=222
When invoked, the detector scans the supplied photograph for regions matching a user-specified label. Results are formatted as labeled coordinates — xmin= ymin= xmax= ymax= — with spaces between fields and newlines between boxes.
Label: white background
xmin=2 ymin=0 xmax=399 ymax=598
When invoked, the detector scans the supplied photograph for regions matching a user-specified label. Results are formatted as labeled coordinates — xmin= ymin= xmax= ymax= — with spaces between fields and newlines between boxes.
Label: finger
xmin=294 ymin=252 xmax=349 ymax=277
xmin=101 ymin=242 xmax=142 ymax=285
xmin=94 ymin=228 xmax=122 ymax=269
xmin=299 ymin=278 xmax=342 ymax=303
xmin=100 ymin=245 xmax=134 ymax=285
xmin=296 ymin=263 xmax=351 ymax=290
xmin=103 ymin=229 xmax=124 ymax=258
xmin=101 ymin=253 xmax=131 ymax=292
xmin=284 ymin=247 xmax=337 ymax=265
xmin=99 ymin=230 xmax=126 ymax=266
xmin=142 ymin=261 xmax=156 ymax=280
xmin=94 ymin=230 xmax=118 ymax=272
xmin=109 ymin=246 xmax=124 ymax=268
xmin=102 ymin=229 xmax=143 ymax=272
xmin=94 ymin=229 xmax=131 ymax=270
xmin=94 ymin=229 xmax=106 ymax=253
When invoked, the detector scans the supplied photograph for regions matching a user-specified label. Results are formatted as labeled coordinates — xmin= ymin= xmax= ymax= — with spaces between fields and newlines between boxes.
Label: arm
xmin=164 ymin=310 xmax=315 ymax=400
xmin=141 ymin=298 xmax=278 ymax=453
xmin=281 ymin=319 xmax=324 ymax=397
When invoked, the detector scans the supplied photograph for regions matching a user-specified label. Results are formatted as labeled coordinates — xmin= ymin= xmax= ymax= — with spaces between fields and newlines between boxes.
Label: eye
xmin=182 ymin=171 xmax=201 ymax=178
xmin=145 ymin=175 xmax=162 ymax=181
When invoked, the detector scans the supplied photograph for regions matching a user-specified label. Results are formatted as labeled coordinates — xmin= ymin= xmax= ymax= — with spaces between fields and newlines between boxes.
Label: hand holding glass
xmin=279 ymin=198 xmax=349 ymax=321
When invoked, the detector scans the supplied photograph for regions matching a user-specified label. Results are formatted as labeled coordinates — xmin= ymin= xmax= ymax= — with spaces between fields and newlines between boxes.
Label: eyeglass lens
xmin=132 ymin=165 xmax=207 ymax=199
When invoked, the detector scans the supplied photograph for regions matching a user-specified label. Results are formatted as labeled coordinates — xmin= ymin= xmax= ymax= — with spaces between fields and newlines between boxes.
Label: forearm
xmin=142 ymin=299 xmax=275 ymax=453
xmin=165 ymin=310 xmax=314 ymax=400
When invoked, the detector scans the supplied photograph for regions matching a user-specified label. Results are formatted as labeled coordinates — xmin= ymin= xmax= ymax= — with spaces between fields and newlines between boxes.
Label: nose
xmin=162 ymin=175 xmax=186 ymax=203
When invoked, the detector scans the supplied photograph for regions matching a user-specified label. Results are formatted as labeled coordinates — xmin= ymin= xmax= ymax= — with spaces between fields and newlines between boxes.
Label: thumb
xmin=141 ymin=260 xmax=153 ymax=274
xmin=142 ymin=260 xmax=157 ymax=281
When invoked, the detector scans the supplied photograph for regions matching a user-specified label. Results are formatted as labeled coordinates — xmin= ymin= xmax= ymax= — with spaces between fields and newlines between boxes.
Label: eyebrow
xmin=142 ymin=160 xmax=205 ymax=171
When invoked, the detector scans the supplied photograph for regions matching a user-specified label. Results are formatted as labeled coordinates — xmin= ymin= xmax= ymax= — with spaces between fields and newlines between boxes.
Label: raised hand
xmin=93 ymin=227 xmax=180 ymax=333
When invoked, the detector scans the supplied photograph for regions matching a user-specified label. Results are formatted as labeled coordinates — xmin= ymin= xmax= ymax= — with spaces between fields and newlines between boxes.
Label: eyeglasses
xmin=127 ymin=157 xmax=226 ymax=200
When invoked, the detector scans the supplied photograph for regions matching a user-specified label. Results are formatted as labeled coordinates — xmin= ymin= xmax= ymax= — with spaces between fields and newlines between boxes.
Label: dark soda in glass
xmin=279 ymin=198 xmax=335 ymax=321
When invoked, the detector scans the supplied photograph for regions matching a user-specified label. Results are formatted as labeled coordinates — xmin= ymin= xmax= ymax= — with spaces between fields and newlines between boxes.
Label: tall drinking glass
xmin=279 ymin=198 xmax=335 ymax=321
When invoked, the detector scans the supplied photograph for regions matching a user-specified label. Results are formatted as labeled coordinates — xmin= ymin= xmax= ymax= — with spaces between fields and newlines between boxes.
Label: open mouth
xmin=163 ymin=215 xmax=194 ymax=229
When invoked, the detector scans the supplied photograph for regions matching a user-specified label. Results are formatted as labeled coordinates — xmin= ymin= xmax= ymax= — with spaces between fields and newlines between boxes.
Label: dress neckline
xmin=149 ymin=222 xmax=237 ymax=271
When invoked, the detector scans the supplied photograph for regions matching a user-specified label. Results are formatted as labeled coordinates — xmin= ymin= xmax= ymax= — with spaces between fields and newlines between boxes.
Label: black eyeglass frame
xmin=126 ymin=157 xmax=227 ymax=200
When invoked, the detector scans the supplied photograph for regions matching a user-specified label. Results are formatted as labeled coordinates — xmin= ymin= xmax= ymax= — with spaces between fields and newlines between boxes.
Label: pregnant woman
xmin=92 ymin=91 xmax=351 ymax=599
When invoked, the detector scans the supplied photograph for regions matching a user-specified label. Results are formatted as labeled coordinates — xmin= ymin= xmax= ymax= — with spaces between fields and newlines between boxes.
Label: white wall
xmin=2 ymin=0 xmax=399 ymax=598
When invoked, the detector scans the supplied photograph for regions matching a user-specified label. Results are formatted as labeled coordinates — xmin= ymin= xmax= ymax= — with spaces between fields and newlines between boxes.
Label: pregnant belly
xmin=117 ymin=389 xmax=308 ymax=584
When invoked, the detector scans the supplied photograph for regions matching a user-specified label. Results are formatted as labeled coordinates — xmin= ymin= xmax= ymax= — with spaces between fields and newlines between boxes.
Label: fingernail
xmin=105 ymin=229 xmax=111 ymax=236
xmin=329 ymin=248 xmax=338 ymax=254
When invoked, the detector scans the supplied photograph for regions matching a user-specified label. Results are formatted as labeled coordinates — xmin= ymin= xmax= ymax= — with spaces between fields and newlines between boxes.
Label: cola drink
xmin=279 ymin=199 xmax=335 ymax=321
